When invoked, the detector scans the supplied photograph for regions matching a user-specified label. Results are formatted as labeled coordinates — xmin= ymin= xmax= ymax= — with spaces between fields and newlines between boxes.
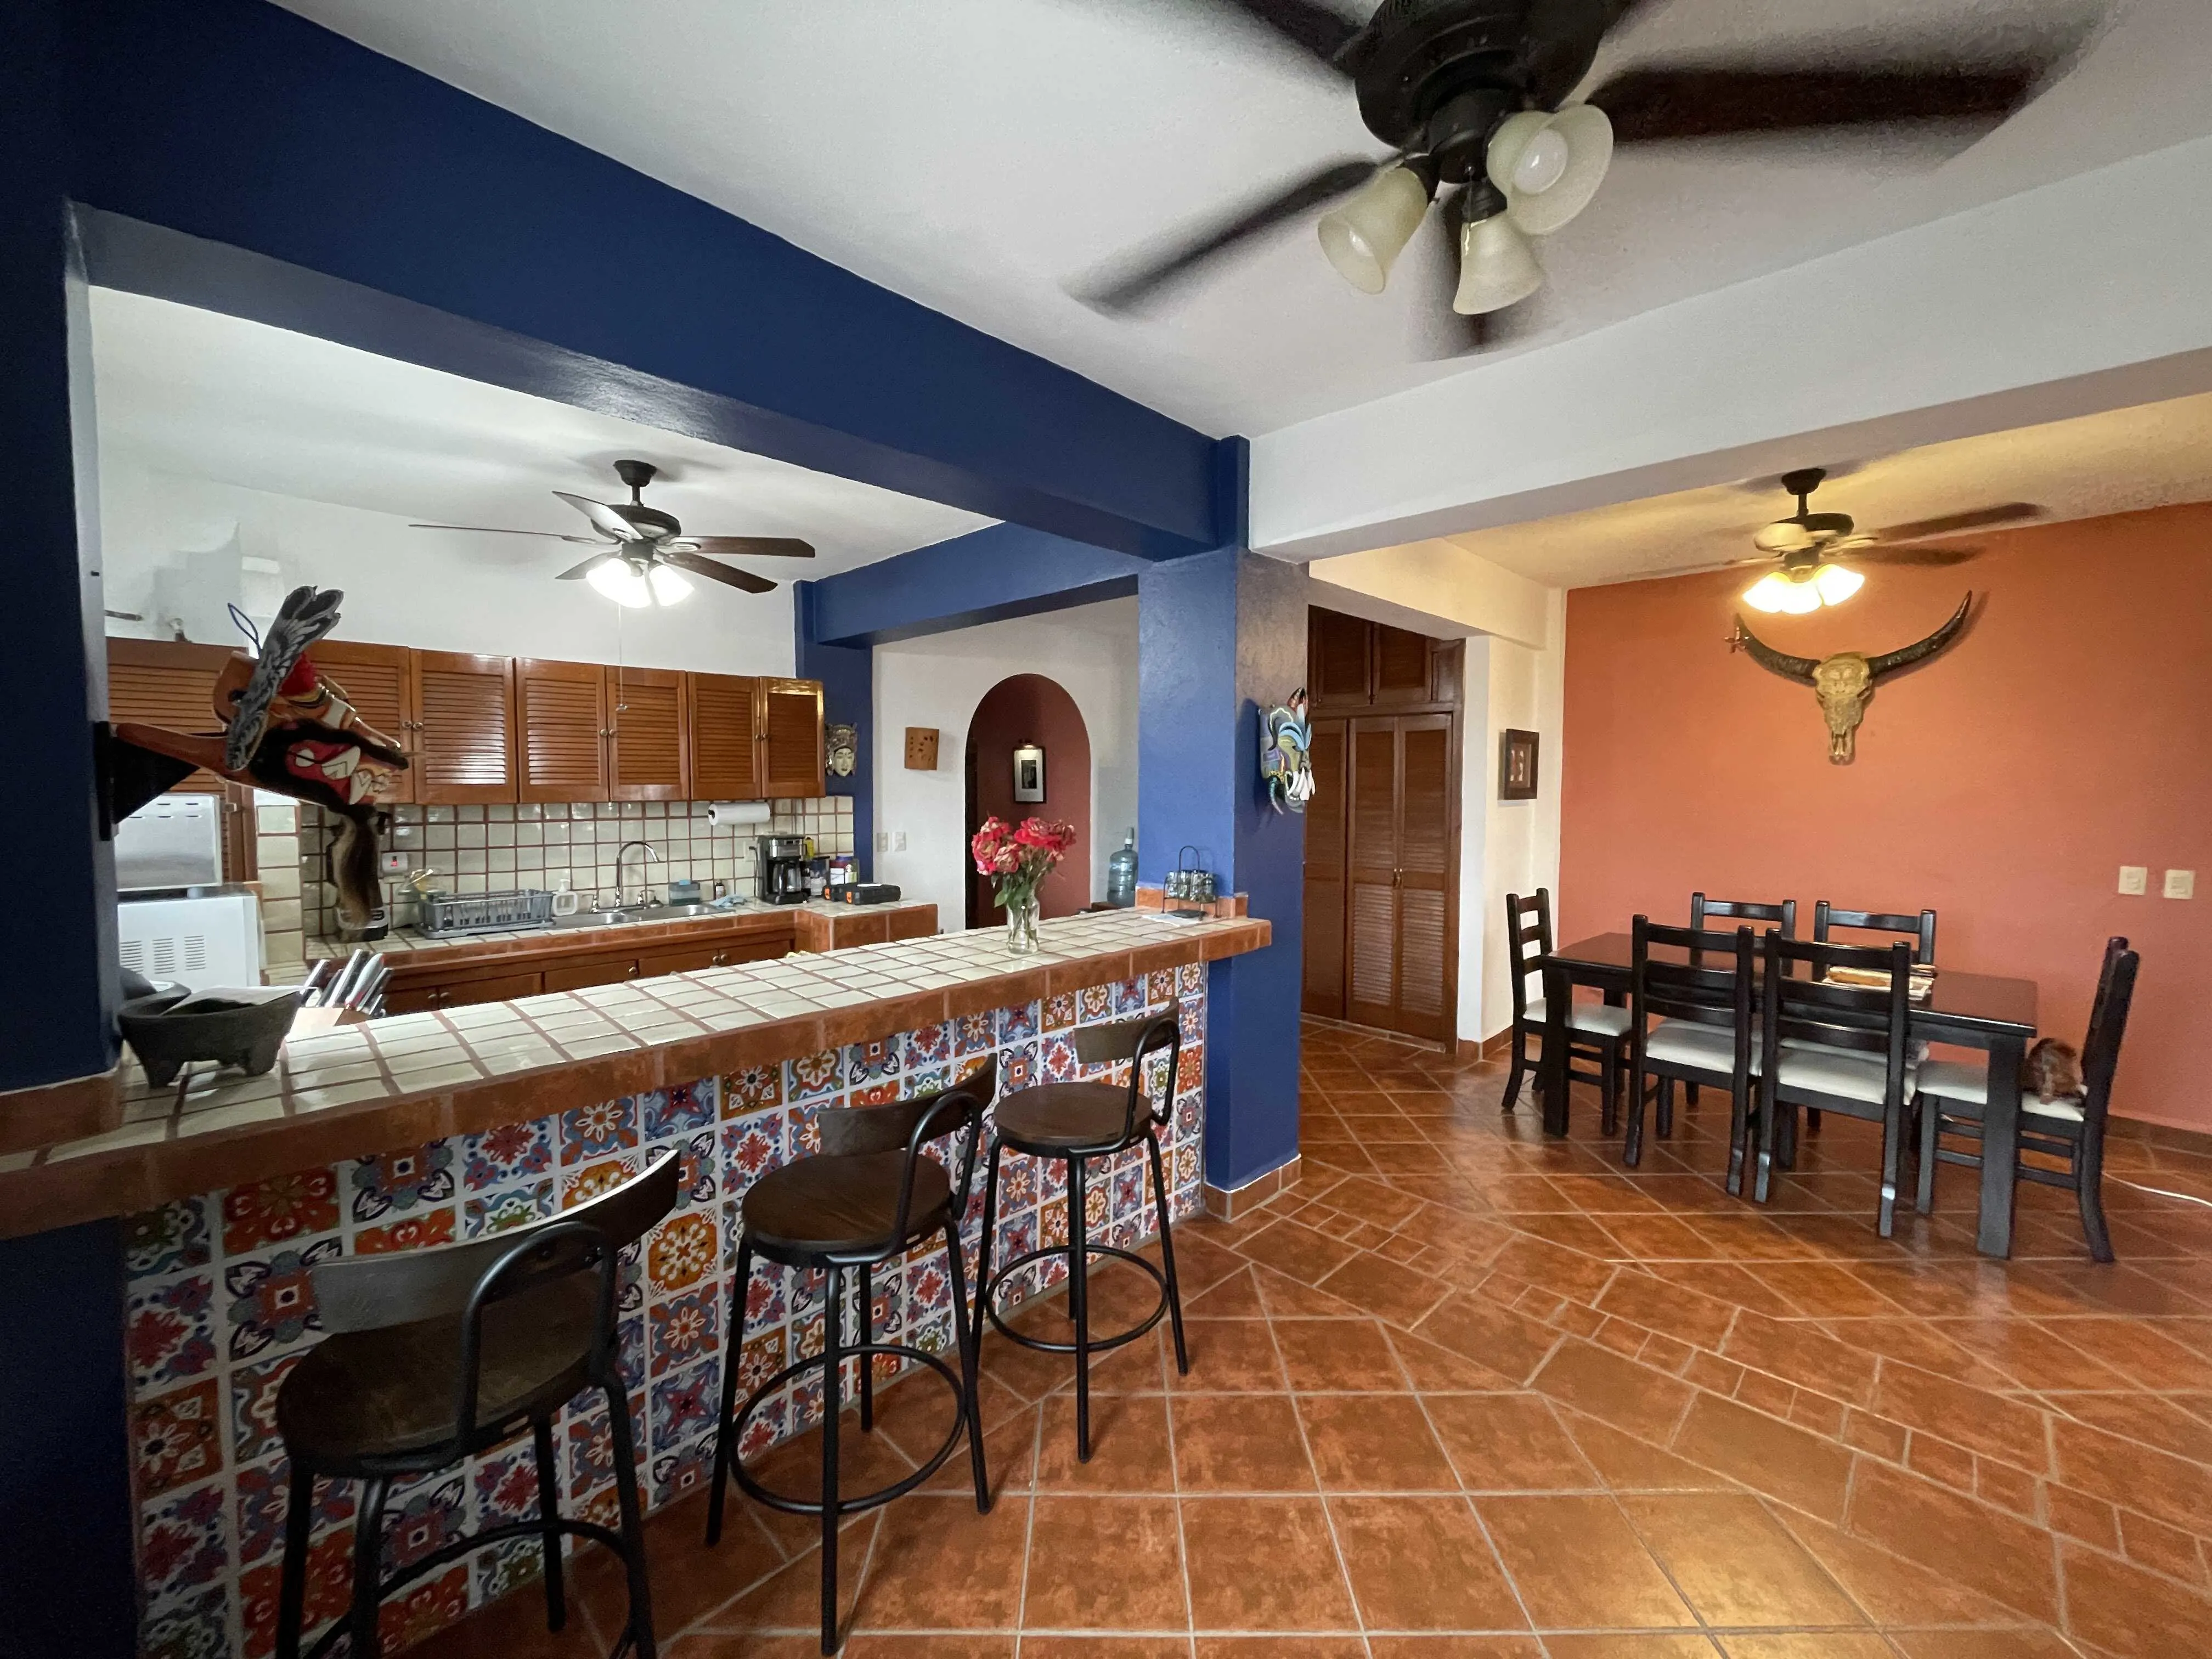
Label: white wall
xmin=1307 ymin=538 xmax=1551 ymax=652
xmin=98 ymin=459 xmax=797 ymax=675
xmin=872 ymin=600 xmax=1140 ymax=927
xmin=1475 ymin=591 xmax=1567 ymax=1044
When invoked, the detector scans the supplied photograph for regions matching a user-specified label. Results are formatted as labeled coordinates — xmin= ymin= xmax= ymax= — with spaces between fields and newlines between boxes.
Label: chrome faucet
xmin=614 ymin=839 xmax=662 ymax=907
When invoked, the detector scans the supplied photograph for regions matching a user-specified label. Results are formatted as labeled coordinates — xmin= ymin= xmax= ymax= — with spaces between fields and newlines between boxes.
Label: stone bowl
xmin=119 ymin=988 xmax=302 ymax=1088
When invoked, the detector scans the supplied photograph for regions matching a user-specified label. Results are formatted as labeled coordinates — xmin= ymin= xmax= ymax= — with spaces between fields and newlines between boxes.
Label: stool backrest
xmin=1813 ymin=901 xmax=1937 ymax=964
xmin=1073 ymin=1012 xmax=1182 ymax=1143
xmin=820 ymin=1056 xmax=998 ymax=1248
xmin=1504 ymin=889 xmax=1553 ymax=1023
xmin=1757 ymin=932 xmax=1914 ymax=1102
xmin=1631 ymin=917 xmax=1755 ymax=1049
xmin=2079 ymin=938 xmax=2140 ymax=1130
xmin=1691 ymin=891 xmax=1797 ymax=939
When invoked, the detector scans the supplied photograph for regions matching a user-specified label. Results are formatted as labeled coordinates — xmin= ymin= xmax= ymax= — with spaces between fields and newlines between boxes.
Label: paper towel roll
xmin=706 ymin=801 xmax=773 ymax=829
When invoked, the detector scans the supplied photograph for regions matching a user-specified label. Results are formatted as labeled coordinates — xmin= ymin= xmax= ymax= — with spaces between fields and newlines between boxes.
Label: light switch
xmin=2165 ymin=869 xmax=2195 ymax=899
xmin=2118 ymin=866 xmax=2148 ymax=895
xmin=874 ymin=830 xmax=889 ymax=853
xmin=379 ymin=851 xmax=407 ymax=876
xmin=895 ymin=831 xmax=909 ymax=852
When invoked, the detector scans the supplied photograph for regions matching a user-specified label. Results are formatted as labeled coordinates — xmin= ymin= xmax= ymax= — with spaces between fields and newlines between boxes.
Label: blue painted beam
xmin=805 ymin=522 xmax=1155 ymax=648
xmin=61 ymin=0 xmax=1232 ymax=560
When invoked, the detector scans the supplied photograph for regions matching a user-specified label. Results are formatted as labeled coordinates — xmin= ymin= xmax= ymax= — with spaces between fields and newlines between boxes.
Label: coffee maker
xmin=755 ymin=835 xmax=810 ymax=905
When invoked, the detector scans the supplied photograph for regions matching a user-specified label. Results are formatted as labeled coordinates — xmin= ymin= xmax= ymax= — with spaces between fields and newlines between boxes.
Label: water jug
xmin=1107 ymin=828 xmax=1138 ymax=908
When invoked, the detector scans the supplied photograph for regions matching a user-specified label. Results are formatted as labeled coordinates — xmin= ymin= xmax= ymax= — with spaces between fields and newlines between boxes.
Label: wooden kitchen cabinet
xmin=638 ymin=935 xmax=787 ymax=975
xmin=382 ymin=967 xmax=543 ymax=1013
xmin=105 ymin=638 xmax=238 ymax=792
xmin=607 ymin=665 xmax=689 ymax=801
xmin=410 ymin=651 xmax=518 ymax=804
xmin=1308 ymin=610 xmax=1464 ymax=714
xmin=758 ymin=678 xmax=825 ymax=798
xmin=685 ymin=673 xmax=760 ymax=799
xmin=515 ymin=658 xmax=610 ymax=803
xmin=541 ymin=957 xmax=642 ymax=993
xmin=307 ymin=640 xmax=416 ymax=804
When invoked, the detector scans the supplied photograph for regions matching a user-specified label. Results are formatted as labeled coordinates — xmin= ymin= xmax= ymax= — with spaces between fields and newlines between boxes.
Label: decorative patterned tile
xmin=646 ymin=1209 xmax=719 ymax=1295
xmin=953 ymin=1012 xmax=995 ymax=1056
xmin=998 ymin=1001 xmax=1041 ymax=1043
xmin=648 ymin=1288 xmax=719 ymax=1378
xmin=564 ymin=1154 xmax=642 ymax=1209
xmin=461 ymin=1120 xmax=552 ymax=1190
xmin=221 ymin=1170 xmax=338 ymax=1256
xmin=643 ymin=1078 xmax=717 ymax=1139
xmin=126 ymin=1197 xmax=211 ymax=1281
xmin=132 ymin=1380 xmax=224 ymax=1498
xmin=1077 ymin=985 xmax=1113 ymax=1024
xmin=651 ymin=1436 xmax=715 ymax=1508
xmin=356 ymin=1207 xmax=457 ymax=1254
xmin=1043 ymin=992 xmax=1078 ymax=1031
xmin=558 ymin=1098 xmax=640 ymax=1166
xmin=648 ymin=1357 xmax=720 ymax=1452
xmin=846 ymin=1037 xmax=900 ymax=1086
xmin=381 ymin=1474 xmax=467 ymax=1573
xmin=347 ymin=1143 xmax=456 ymax=1223
xmin=785 ymin=1048 xmax=843 ymax=1102
xmin=673 ymin=1128 xmax=718 ymax=1208
xmin=905 ymin=1022 xmax=951 ymax=1066
xmin=128 ymin=1273 xmax=218 ymax=1390
xmin=724 ymin=1064 xmax=781 ymax=1116
xmin=223 ymin=1242 xmax=339 ymax=1362
xmin=139 ymin=1483 xmax=229 ymax=1604
xmin=464 ymin=1180 xmax=552 ymax=1237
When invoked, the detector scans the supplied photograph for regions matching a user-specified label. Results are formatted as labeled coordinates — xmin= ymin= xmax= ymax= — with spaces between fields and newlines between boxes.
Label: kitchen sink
xmin=627 ymin=902 xmax=718 ymax=921
xmin=545 ymin=909 xmax=635 ymax=929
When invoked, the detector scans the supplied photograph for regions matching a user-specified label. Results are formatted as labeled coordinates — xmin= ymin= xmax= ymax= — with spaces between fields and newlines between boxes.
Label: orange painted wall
xmin=1560 ymin=503 xmax=2212 ymax=1130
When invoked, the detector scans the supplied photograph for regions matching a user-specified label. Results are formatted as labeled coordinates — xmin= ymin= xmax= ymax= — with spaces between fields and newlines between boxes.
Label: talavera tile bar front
xmin=2 ymin=913 xmax=1267 ymax=1659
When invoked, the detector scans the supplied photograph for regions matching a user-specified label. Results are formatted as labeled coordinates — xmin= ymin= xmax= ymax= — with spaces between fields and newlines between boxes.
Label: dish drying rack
xmin=413 ymin=888 xmax=555 ymax=937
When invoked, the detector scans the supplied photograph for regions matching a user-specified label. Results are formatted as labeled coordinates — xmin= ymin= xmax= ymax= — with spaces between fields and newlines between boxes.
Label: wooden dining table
xmin=1537 ymin=932 xmax=2040 ymax=1259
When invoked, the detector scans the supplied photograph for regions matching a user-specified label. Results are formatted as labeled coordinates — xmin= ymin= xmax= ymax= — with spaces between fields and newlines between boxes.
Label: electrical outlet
xmin=2118 ymin=865 xmax=2148 ymax=895
xmin=895 ymin=831 xmax=909 ymax=852
xmin=874 ymin=830 xmax=889 ymax=853
xmin=2164 ymin=868 xmax=2195 ymax=899
xmin=379 ymin=851 xmax=407 ymax=876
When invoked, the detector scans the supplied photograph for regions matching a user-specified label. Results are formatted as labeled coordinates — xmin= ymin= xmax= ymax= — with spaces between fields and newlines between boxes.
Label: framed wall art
xmin=1499 ymin=728 xmax=1539 ymax=800
xmin=1012 ymin=744 xmax=1046 ymax=803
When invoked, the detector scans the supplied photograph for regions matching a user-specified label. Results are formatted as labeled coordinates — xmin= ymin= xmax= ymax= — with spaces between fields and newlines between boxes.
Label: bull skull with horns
xmin=1731 ymin=594 xmax=1974 ymax=764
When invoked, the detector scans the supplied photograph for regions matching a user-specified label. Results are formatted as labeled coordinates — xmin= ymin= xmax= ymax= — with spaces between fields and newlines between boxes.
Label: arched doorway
xmin=964 ymin=674 xmax=1091 ymax=928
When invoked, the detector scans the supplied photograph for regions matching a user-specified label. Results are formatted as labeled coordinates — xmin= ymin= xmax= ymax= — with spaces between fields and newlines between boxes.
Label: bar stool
xmin=705 ymin=1062 xmax=995 ymax=1656
xmin=273 ymin=1153 xmax=678 ymax=1659
xmin=975 ymin=1013 xmax=1188 ymax=1462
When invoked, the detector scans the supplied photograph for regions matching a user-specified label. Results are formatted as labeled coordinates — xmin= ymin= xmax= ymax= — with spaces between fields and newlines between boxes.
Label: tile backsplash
xmin=296 ymin=797 xmax=856 ymax=942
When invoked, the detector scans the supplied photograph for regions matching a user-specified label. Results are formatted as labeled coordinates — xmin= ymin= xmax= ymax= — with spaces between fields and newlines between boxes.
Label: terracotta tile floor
xmin=419 ymin=1019 xmax=2212 ymax=1657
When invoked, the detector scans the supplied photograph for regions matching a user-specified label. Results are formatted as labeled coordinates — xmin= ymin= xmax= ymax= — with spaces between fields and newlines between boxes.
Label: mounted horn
xmin=1729 ymin=617 xmax=1818 ymax=684
xmin=1867 ymin=592 xmax=1975 ymax=681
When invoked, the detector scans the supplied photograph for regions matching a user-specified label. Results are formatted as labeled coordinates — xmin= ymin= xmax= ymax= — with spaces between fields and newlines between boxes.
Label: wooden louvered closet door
xmin=306 ymin=641 xmax=415 ymax=804
xmin=607 ymin=665 xmax=688 ymax=800
xmin=1301 ymin=717 xmax=1349 ymax=1014
xmin=1341 ymin=713 xmax=1458 ymax=1041
xmin=410 ymin=652 xmax=516 ymax=804
xmin=1345 ymin=717 xmax=1401 ymax=1031
xmin=515 ymin=659 xmax=610 ymax=804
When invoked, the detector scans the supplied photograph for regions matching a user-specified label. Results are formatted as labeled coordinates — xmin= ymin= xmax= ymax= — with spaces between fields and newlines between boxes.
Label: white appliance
xmin=117 ymin=889 xmax=262 ymax=990
xmin=115 ymin=794 xmax=225 ymax=891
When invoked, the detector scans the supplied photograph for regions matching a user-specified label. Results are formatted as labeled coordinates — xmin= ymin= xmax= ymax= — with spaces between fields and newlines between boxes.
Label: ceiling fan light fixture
xmin=1743 ymin=569 xmax=1820 ymax=615
xmin=1453 ymin=209 xmax=1542 ymax=315
xmin=1317 ymin=165 xmax=1431 ymax=294
xmin=1812 ymin=563 xmax=1864 ymax=607
xmin=586 ymin=557 xmax=691 ymax=608
xmin=1487 ymin=104 xmax=1612 ymax=236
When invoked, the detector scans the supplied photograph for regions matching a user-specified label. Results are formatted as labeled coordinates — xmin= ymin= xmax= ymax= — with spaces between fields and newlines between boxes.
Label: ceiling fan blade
xmin=1071 ymin=158 xmax=1384 ymax=313
xmin=555 ymin=552 xmax=618 ymax=580
xmin=664 ymin=536 xmax=817 ymax=558
xmin=554 ymin=491 xmax=648 ymax=542
xmin=1866 ymin=503 xmax=2044 ymax=542
xmin=661 ymin=548 xmax=777 ymax=594
xmin=409 ymin=523 xmax=605 ymax=544
xmin=1590 ymin=63 xmax=2045 ymax=144
xmin=1846 ymin=544 xmax=1983 ymax=567
xmin=1195 ymin=0 xmax=1363 ymax=72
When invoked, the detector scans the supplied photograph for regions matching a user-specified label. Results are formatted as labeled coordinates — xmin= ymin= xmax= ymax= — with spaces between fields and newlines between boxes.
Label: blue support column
xmin=795 ymin=580 xmax=873 ymax=881
xmin=1139 ymin=549 xmax=1308 ymax=1194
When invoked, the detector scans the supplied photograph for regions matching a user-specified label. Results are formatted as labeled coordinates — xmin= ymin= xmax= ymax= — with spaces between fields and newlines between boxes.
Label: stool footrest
xmin=981 ymin=1243 xmax=1169 ymax=1356
xmin=727 ymin=1340 xmax=969 ymax=1519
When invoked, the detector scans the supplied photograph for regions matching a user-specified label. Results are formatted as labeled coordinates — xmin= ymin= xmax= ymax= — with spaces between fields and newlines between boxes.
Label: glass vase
xmin=1003 ymin=891 xmax=1042 ymax=955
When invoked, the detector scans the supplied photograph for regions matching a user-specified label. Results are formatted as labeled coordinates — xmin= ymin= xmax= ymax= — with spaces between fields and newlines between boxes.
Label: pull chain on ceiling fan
xmin=410 ymin=459 xmax=817 ymax=607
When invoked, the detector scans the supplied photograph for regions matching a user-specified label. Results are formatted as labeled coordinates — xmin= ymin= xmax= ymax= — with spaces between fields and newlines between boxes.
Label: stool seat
xmin=992 ymin=1081 xmax=1134 ymax=1152
xmin=279 ymin=1276 xmax=597 ymax=1470
xmin=741 ymin=1149 xmax=952 ymax=1257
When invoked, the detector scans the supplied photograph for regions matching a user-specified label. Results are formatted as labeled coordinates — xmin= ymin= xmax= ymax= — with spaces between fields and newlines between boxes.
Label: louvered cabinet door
xmin=106 ymin=639 xmax=238 ymax=792
xmin=515 ymin=659 xmax=610 ymax=804
xmin=409 ymin=652 xmax=517 ymax=804
xmin=1301 ymin=718 xmax=1349 ymax=1016
xmin=606 ymin=665 xmax=688 ymax=800
xmin=1372 ymin=624 xmax=1433 ymax=707
xmin=758 ymin=678 xmax=824 ymax=799
xmin=1310 ymin=608 xmax=1372 ymax=708
xmin=1392 ymin=714 xmax=1456 ymax=1041
xmin=307 ymin=640 xmax=415 ymax=804
xmin=685 ymin=673 xmax=761 ymax=799
xmin=1345 ymin=716 xmax=1401 ymax=1031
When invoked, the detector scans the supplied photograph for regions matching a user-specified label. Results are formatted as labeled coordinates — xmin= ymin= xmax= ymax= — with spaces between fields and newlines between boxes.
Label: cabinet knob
xmin=625 ymin=963 xmax=641 ymax=979
xmin=712 ymin=952 xmax=730 ymax=967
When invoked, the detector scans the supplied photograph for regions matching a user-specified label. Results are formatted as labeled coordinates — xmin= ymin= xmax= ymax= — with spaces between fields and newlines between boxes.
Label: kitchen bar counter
xmin=0 ymin=910 xmax=1264 ymax=1238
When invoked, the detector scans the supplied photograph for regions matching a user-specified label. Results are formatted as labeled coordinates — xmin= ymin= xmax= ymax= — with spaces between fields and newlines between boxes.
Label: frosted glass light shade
xmin=1453 ymin=212 xmax=1543 ymax=315
xmin=1487 ymin=104 xmax=1613 ymax=236
xmin=1317 ymin=166 xmax=1430 ymax=294
xmin=1743 ymin=571 xmax=1823 ymax=614
xmin=588 ymin=558 xmax=693 ymax=607
xmin=1813 ymin=563 xmax=1864 ymax=606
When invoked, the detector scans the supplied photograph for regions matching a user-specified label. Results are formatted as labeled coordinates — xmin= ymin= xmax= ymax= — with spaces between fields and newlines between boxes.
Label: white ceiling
xmin=87 ymin=289 xmax=996 ymax=578
xmin=1441 ymin=388 xmax=2212 ymax=588
xmin=269 ymin=0 xmax=2212 ymax=438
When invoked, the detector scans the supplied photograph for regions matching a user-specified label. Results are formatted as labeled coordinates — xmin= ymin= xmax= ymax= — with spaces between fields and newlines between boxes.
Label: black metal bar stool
xmin=705 ymin=1062 xmax=995 ymax=1656
xmin=273 ymin=1152 xmax=678 ymax=1659
xmin=975 ymin=1013 xmax=1188 ymax=1462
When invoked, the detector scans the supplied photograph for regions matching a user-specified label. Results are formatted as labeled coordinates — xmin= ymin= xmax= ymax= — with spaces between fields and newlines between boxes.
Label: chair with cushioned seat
xmin=705 ymin=1061 xmax=996 ymax=1655
xmin=1755 ymin=932 xmax=1918 ymax=1230
xmin=1914 ymin=937 xmax=2138 ymax=1262
xmin=1626 ymin=916 xmax=1759 ymax=1189
xmin=1502 ymin=888 xmax=1634 ymax=1128
xmin=274 ymin=1152 xmax=678 ymax=1659
xmin=1681 ymin=894 xmax=1797 ymax=1118
xmin=975 ymin=1013 xmax=1189 ymax=1462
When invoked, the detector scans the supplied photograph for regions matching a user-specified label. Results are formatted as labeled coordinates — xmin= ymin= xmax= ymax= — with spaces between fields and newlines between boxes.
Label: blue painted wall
xmin=61 ymin=0 xmax=1233 ymax=561
xmin=805 ymin=522 xmax=1152 ymax=648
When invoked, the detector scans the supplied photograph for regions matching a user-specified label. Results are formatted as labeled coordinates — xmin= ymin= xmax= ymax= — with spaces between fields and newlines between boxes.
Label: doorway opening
xmin=964 ymin=674 xmax=1091 ymax=928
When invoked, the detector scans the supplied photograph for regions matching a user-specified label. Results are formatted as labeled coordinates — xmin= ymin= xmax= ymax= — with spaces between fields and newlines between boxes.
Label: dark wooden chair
xmin=1502 ymin=888 xmax=1633 ymax=1128
xmin=1914 ymin=937 xmax=2139 ymax=1262
xmin=1755 ymin=932 xmax=1918 ymax=1231
xmin=274 ymin=1153 xmax=679 ymax=1659
xmin=1682 ymin=894 xmax=1795 ymax=1116
xmin=977 ymin=1013 xmax=1190 ymax=1462
xmin=1626 ymin=917 xmax=1759 ymax=1190
xmin=1813 ymin=901 xmax=1937 ymax=963
xmin=706 ymin=1061 xmax=996 ymax=1655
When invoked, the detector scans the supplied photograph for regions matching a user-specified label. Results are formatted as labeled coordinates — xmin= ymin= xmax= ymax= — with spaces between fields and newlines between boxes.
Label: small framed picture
xmin=1499 ymin=729 xmax=1539 ymax=800
xmin=1012 ymin=744 xmax=1047 ymax=803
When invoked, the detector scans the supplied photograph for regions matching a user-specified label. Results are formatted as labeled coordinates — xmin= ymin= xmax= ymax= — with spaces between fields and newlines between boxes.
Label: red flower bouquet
xmin=971 ymin=815 xmax=1076 ymax=951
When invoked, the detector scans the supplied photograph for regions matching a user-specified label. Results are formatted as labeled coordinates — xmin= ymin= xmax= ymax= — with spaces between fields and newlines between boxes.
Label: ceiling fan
xmin=410 ymin=459 xmax=816 ymax=607
xmin=1080 ymin=0 xmax=2092 ymax=349
xmin=1734 ymin=467 xmax=2042 ymax=613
